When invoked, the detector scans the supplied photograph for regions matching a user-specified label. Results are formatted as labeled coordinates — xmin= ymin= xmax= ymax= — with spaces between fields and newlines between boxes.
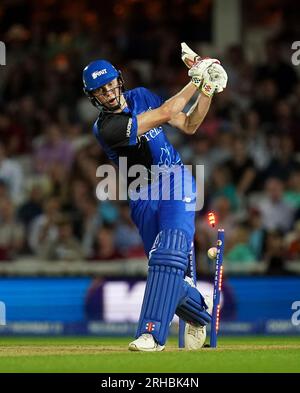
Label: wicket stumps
xmin=210 ymin=228 xmax=225 ymax=348
xmin=178 ymin=229 xmax=225 ymax=349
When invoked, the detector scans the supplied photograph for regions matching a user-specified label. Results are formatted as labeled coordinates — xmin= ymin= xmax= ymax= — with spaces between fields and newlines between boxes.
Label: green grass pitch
xmin=0 ymin=336 xmax=299 ymax=373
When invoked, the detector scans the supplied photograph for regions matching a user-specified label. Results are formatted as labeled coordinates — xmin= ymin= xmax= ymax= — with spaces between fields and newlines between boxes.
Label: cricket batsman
xmin=82 ymin=44 xmax=227 ymax=351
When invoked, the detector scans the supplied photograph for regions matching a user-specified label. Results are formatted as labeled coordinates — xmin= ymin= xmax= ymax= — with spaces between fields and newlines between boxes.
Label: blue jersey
xmin=93 ymin=87 xmax=183 ymax=172
xmin=93 ymin=87 xmax=197 ymax=257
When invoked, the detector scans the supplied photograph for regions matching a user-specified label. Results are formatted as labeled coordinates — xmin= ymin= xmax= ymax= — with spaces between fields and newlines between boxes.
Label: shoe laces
xmin=141 ymin=333 xmax=154 ymax=341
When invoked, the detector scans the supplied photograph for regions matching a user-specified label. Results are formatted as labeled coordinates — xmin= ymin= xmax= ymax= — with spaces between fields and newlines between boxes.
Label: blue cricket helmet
xmin=83 ymin=60 xmax=119 ymax=92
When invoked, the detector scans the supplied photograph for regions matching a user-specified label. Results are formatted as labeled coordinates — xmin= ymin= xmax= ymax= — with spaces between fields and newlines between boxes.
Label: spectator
xmin=194 ymin=106 xmax=221 ymax=139
xmin=0 ymin=111 xmax=28 ymax=155
xmin=284 ymin=170 xmax=300 ymax=210
xmin=224 ymin=137 xmax=256 ymax=195
xmin=98 ymin=201 xmax=120 ymax=225
xmin=226 ymin=224 xmax=256 ymax=265
xmin=242 ymin=110 xmax=270 ymax=170
xmin=115 ymin=203 xmax=144 ymax=257
xmin=0 ymin=142 xmax=24 ymax=204
xmin=28 ymin=196 xmax=61 ymax=253
xmin=0 ymin=1 xmax=300 ymax=271
xmin=275 ymin=99 xmax=296 ymax=135
xmin=209 ymin=132 xmax=233 ymax=169
xmin=191 ymin=136 xmax=215 ymax=180
xmin=66 ymin=122 xmax=92 ymax=152
xmin=17 ymin=184 xmax=44 ymax=230
xmin=255 ymin=38 xmax=298 ymax=98
xmin=286 ymin=220 xmax=300 ymax=261
xmin=209 ymin=165 xmax=239 ymax=212
xmin=247 ymin=208 xmax=266 ymax=261
xmin=263 ymin=135 xmax=299 ymax=181
xmin=75 ymin=196 xmax=102 ymax=258
xmin=65 ymin=178 xmax=91 ymax=213
xmin=39 ymin=215 xmax=84 ymax=261
xmin=256 ymin=178 xmax=295 ymax=232
xmin=0 ymin=180 xmax=9 ymax=201
xmin=224 ymin=44 xmax=253 ymax=100
xmin=34 ymin=123 xmax=75 ymax=174
xmin=0 ymin=197 xmax=25 ymax=260
xmin=251 ymin=79 xmax=278 ymax=124
xmin=47 ymin=162 xmax=70 ymax=203
xmin=265 ymin=230 xmax=290 ymax=275
xmin=90 ymin=225 xmax=124 ymax=261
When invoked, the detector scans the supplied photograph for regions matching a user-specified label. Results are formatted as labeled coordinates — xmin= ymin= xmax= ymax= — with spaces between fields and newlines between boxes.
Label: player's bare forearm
xmin=169 ymin=92 xmax=212 ymax=135
xmin=136 ymin=82 xmax=197 ymax=135
xmin=163 ymin=82 xmax=197 ymax=118
xmin=186 ymin=93 xmax=212 ymax=134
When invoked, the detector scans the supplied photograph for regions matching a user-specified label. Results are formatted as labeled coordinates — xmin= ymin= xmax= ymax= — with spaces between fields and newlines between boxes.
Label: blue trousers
xmin=129 ymin=167 xmax=196 ymax=256
xmin=129 ymin=168 xmax=210 ymax=345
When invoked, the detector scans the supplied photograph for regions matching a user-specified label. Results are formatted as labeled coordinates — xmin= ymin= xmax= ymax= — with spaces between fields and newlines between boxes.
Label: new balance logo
xmin=126 ymin=118 xmax=133 ymax=137
xmin=92 ymin=69 xmax=107 ymax=79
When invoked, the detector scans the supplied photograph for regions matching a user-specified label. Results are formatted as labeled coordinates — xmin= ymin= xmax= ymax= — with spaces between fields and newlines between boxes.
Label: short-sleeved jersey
xmin=93 ymin=87 xmax=183 ymax=176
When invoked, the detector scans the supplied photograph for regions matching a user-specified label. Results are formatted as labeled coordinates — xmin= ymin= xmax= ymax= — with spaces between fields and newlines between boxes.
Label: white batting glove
xmin=200 ymin=74 xmax=218 ymax=97
xmin=181 ymin=42 xmax=220 ymax=70
xmin=206 ymin=63 xmax=228 ymax=93
xmin=200 ymin=64 xmax=228 ymax=97
xmin=181 ymin=42 xmax=226 ymax=94
xmin=181 ymin=43 xmax=221 ymax=90
xmin=188 ymin=58 xmax=221 ymax=89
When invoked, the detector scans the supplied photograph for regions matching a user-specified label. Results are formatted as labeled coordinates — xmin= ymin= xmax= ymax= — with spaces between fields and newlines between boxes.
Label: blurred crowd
xmin=0 ymin=0 xmax=300 ymax=274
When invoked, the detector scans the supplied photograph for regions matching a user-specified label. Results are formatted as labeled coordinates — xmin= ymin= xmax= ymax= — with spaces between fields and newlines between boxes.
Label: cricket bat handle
xmin=181 ymin=42 xmax=202 ymax=69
